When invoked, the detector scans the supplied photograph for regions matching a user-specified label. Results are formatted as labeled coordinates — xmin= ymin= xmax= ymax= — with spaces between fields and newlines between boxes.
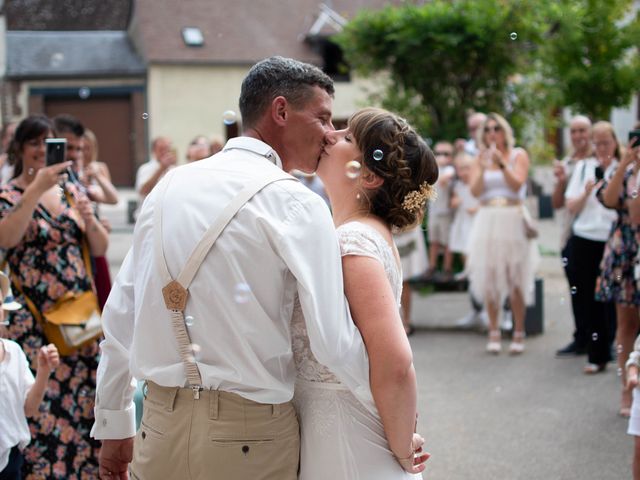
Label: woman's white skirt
xmin=465 ymin=205 xmax=539 ymax=306
xmin=293 ymin=379 xmax=420 ymax=480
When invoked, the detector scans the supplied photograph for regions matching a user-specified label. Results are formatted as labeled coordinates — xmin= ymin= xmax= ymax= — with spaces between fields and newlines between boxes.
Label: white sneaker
xmin=456 ymin=311 xmax=480 ymax=328
xmin=501 ymin=309 xmax=513 ymax=332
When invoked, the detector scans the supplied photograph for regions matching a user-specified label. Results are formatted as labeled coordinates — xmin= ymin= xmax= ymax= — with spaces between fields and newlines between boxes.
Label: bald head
xmin=467 ymin=112 xmax=487 ymax=138
xmin=569 ymin=115 xmax=592 ymax=157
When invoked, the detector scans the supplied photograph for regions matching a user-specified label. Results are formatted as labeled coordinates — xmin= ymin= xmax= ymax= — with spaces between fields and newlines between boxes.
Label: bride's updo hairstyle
xmin=349 ymin=107 xmax=439 ymax=230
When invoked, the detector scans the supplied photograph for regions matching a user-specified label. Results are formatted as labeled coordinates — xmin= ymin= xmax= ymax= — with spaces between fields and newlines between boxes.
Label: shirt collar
xmin=222 ymin=137 xmax=282 ymax=169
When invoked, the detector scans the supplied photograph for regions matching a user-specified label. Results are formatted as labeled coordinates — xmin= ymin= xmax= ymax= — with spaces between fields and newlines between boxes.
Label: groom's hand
xmin=99 ymin=437 xmax=134 ymax=479
xmin=395 ymin=433 xmax=430 ymax=474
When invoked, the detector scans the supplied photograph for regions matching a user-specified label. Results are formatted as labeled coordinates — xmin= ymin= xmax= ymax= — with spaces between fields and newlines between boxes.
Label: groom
xmin=91 ymin=56 xmax=375 ymax=479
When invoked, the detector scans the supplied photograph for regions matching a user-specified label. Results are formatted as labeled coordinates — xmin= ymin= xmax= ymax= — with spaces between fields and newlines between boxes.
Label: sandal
xmin=583 ymin=363 xmax=607 ymax=374
xmin=486 ymin=330 xmax=501 ymax=354
xmin=508 ymin=331 xmax=525 ymax=355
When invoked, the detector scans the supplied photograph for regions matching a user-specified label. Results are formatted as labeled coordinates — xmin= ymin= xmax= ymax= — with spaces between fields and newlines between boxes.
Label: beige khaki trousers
xmin=130 ymin=381 xmax=299 ymax=480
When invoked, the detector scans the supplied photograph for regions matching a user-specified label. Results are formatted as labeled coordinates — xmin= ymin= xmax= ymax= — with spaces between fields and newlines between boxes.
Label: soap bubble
xmin=561 ymin=257 xmax=568 ymax=267
xmin=190 ymin=343 xmax=202 ymax=362
xmin=373 ymin=149 xmax=384 ymax=161
xmin=223 ymin=110 xmax=237 ymax=126
xmin=234 ymin=283 xmax=251 ymax=304
xmin=78 ymin=87 xmax=91 ymax=100
xmin=142 ymin=113 xmax=149 ymax=120
xmin=345 ymin=160 xmax=362 ymax=179
xmin=570 ymin=286 xmax=577 ymax=295
xmin=185 ymin=315 xmax=194 ymax=327
xmin=50 ymin=52 xmax=64 ymax=68
xmin=592 ymin=333 xmax=598 ymax=341
xmin=510 ymin=32 xmax=518 ymax=40
xmin=632 ymin=190 xmax=638 ymax=199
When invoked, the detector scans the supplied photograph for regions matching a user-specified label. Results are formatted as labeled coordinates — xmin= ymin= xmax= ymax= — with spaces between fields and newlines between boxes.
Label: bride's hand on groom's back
xmin=395 ymin=433 xmax=430 ymax=474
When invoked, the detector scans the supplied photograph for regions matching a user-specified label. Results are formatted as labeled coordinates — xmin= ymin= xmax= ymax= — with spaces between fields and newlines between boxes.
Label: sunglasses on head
xmin=484 ymin=125 xmax=502 ymax=133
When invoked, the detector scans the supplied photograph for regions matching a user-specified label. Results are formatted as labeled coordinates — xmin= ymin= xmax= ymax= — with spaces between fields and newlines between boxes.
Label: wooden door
xmin=45 ymin=96 xmax=134 ymax=186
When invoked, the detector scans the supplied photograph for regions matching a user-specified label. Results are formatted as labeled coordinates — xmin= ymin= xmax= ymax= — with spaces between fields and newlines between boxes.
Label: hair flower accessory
xmin=402 ymin=182 xmax=437 ymax=213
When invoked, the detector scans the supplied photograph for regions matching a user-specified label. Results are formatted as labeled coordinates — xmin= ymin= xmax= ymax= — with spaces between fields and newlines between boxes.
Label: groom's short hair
xmin=239 ymin=56 xmax=334 ymax=129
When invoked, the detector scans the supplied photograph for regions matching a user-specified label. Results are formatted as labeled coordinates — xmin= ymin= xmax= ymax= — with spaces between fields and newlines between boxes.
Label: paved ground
xmin=101 ymin=191 xmax=632 ymax=480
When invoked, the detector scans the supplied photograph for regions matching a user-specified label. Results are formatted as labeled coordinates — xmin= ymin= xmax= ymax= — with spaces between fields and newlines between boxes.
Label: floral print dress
xmin=0 ymin=182 xmax=101 ymax=479
xmin=595 ymin=167 xmax=640 ymax=306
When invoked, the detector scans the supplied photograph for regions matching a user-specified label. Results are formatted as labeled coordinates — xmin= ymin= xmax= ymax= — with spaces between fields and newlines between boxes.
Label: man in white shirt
xmin=92 ymin=56 xmax=374 ymax=479
xmin=552 ymin=115 xmax=594 ymax=357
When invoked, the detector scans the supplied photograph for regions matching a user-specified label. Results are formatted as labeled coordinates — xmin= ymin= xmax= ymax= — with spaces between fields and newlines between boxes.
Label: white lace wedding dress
xmin=292 ymin=221 xmax=421 ymax=480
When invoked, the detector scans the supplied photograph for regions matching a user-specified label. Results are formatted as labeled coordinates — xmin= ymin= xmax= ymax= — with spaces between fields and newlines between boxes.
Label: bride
xmin=292 ymin=107 xmax=438 ymax=479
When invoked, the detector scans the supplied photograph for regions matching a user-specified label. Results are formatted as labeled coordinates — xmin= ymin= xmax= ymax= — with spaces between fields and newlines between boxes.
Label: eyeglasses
xmin=435 ymin=151 xmax=452 ymax=157
xmin=484 ymin=125 xmax=502 ymax=133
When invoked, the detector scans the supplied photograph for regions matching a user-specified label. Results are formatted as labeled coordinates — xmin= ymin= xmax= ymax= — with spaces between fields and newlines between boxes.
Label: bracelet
xmin=393 ymin=449 xmax=415 ymax=461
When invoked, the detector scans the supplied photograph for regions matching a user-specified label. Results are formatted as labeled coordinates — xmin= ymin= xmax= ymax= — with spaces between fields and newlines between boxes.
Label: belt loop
xmin=272 ymin=403 xmax=280 ymax=418
xmin=165 ymin=387 xmax=179 ymax=412
xmin=209 ymin=390 xmax=219 ymax=420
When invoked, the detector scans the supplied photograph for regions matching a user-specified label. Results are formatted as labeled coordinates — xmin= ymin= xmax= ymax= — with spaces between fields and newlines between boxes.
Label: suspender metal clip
xmin=192 ymin=385 xmax=204 ymax=399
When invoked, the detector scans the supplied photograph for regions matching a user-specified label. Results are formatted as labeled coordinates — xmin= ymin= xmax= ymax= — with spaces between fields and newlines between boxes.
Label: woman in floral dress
xmin=596 ymin=121 xmax=640 ymax=417
xmin=0 ymin=115 xmax=109 ymax=478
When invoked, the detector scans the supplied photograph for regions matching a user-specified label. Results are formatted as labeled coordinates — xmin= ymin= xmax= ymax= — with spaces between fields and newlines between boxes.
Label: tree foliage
xmin=336 ymin=0 xmax=640 ymax=149
xmin=540 ymin=0 xmax=640 ymax=120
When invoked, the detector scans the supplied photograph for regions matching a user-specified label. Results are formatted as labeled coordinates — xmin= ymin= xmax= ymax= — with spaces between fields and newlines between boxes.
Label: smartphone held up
xmin=45 ymin=138 xmax=67 ymax=166
xmin=629 ymin=130 xmax=640 ymax=147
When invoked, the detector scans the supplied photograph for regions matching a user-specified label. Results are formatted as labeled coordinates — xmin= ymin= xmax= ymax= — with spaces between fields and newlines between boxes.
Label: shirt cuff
xmin=91 ymin=404 xmax=137 ymax=440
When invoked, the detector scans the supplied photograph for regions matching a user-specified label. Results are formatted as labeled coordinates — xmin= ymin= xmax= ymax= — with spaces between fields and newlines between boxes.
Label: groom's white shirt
xmin=91 ymin=137 xmax=374 ymax=439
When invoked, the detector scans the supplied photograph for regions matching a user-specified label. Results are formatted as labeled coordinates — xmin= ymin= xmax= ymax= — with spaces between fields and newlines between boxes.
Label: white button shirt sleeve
xmin=91 ymin=248 xmax=138 ymax=440
xmin=277 ymin=195 xmax=376 ymax=413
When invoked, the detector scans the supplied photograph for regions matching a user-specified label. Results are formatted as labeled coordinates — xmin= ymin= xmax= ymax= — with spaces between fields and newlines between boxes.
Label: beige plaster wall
xmin=147 ymin=64 xmax=379 ymax=160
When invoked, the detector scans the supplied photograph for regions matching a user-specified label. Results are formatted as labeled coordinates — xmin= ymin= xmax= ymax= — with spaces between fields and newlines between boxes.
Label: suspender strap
xmin=153 ymin=168 xmax=296 ymax=394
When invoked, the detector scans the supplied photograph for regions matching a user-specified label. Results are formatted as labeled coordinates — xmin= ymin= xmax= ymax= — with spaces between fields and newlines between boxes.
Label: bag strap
xmin=154 ymin=168 xmax=297 ymax=395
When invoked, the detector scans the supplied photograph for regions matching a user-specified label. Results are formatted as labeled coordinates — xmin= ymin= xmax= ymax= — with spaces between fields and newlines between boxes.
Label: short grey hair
xmin=239 ymin=56 xmax=335 ymax=129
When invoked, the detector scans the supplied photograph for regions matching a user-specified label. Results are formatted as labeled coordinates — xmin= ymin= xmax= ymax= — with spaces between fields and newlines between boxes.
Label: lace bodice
xmin=291 ymin=221 xmax=402 ymax=383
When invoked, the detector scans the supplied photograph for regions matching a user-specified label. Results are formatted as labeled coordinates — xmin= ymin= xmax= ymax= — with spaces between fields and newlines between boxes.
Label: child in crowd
xmin=449 ymin=152 xmax=480 ymax=268
xmin=0 ymin=272 xmax=59 ymax=480
xmin=425 ymin=140 xmax=456 ymax=280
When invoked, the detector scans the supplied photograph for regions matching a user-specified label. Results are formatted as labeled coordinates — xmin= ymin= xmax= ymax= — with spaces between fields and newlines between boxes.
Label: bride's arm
xmin=342 ymin=254 xmax=427 ymax=474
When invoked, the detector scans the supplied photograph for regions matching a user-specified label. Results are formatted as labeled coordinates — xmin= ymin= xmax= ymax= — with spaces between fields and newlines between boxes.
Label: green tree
xmin=539 ymin=0 xmax=640 ymax=120
xmin=336 ymin=0 xmax=545 ymax=140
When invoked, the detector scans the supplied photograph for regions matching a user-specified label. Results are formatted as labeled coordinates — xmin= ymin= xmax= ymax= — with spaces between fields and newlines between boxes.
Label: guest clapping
xmin=467 ymin=113 xmax=539 ymax=354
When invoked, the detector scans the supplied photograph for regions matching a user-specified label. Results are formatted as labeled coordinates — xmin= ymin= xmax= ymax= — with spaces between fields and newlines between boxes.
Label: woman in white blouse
xmin=564 ymin=122 xmax=618 ymax=375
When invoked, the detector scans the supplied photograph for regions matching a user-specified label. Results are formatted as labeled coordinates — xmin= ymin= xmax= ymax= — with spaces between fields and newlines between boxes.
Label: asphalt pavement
xmin=101 ymin=191 xmax=631 ymax=480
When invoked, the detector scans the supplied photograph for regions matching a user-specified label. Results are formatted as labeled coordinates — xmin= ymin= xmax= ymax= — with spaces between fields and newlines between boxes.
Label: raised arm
xmin=0 ymin=162 xmax=71 ymax=248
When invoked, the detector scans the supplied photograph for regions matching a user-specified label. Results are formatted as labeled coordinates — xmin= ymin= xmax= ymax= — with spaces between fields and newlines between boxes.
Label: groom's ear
xmin=271 ymin=96 xmax=288 ymax=126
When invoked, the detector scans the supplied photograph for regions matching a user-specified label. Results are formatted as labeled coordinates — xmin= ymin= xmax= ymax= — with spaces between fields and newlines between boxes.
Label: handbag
xmin=521 ymin=205 xmax=539 ymax=239
xmin=11 ymin=239 xmax=103 ymax=356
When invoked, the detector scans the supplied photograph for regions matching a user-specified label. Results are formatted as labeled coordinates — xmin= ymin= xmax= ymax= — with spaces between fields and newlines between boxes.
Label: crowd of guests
xmin=0 ymin=105 xmax=638 ymax=477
